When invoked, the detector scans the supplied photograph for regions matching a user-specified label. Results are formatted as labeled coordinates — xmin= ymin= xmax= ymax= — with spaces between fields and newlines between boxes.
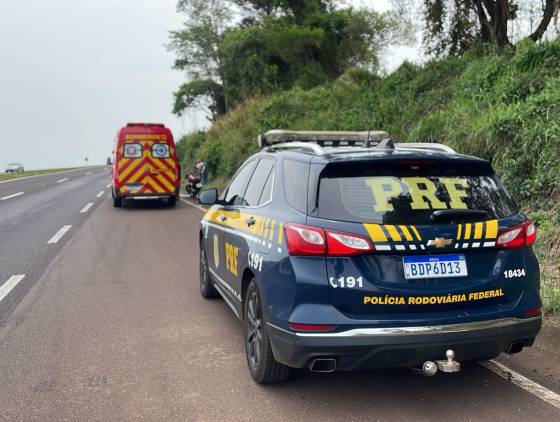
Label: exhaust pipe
xmin=310 ymin=358 xmax=337 ymax=373
xmin=507 ymin=342 xmax=524 ymax=354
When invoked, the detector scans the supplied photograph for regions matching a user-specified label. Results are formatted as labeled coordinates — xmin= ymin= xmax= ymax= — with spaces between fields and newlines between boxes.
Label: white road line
xmin=0 ymin=192 xmax=24 ymax=201
xmin=0 ymin=275 xmax=26 ymax=303
xmin=47 ymin=225 xmax=72 ymax=244
xmin=80 ymin=202 xmax=94 ymax=213
xmin=85 ymin=172 xmax=93 ymax=176
xmin=96 ymin=190 xmax=105 ymax=198
xmin=480 ymin=360 xmax=560 ymax=410
xmin=179 ymin=197 xmax=206 ymax=212
xmin=105 ymin=183 xmax=111 ymax=188
xmin=57 ymin=178 xmax=69 ymax=183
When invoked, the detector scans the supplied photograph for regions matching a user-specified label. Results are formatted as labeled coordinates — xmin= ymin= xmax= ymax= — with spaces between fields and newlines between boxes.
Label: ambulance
xmin=112 ymin=123 xmax=180 ymax=207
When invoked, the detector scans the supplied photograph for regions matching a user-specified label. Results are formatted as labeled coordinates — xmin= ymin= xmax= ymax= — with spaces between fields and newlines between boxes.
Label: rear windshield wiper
xmin=430 ymin=209 xmax=489 ymax=223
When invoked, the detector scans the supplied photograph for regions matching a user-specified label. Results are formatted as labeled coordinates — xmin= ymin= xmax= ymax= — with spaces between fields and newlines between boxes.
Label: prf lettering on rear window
xmin=225 ymin=242 xmax=238 ymax=276
xmin=365 ymin=177 xmax=469 ymax=212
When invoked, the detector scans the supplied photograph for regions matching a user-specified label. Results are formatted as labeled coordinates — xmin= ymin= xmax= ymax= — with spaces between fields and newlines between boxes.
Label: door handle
xmin=219 ymin=214 xmax=227 ymax=222
xmin=245 ymin=216 xmax=255 ymax=226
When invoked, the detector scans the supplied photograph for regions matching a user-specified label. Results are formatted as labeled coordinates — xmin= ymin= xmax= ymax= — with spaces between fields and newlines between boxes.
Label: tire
xmin=113 ymin=195 xmax=122 ymax=208
xmin=244 ymin=281 xmax=290 ymax=384
xmin=200 ymin=239 xmax=218 ymax=299
xmin=168 ymin=197 xmax=177 ymax=207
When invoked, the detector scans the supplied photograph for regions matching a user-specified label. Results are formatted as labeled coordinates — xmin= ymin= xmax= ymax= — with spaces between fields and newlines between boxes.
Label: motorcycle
xmin=185 ymin=172 xmax=202 ymax=197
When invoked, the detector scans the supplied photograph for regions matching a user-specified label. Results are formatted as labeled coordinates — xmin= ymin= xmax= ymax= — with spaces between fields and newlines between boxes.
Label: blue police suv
xmin=198 ymin=130 xmax=542 ymax=384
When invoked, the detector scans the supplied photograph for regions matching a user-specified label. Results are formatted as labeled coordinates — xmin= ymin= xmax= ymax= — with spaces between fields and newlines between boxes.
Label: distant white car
xmin=5 ymin=163 xmax=24 ymax=173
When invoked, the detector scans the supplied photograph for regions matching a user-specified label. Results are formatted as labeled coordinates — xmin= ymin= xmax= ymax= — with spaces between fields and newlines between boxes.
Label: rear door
xmin=307 ymin=159 xmax=525 ymax=317
xmin=147 ymin=140 xmax=179 ymax=194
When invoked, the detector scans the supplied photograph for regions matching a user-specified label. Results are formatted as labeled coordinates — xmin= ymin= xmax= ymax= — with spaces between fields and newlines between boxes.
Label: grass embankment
xmin=177 ymin=39 xmax=560 ymax=312
xmin=0 ymin=168 xmax=76 ymax=182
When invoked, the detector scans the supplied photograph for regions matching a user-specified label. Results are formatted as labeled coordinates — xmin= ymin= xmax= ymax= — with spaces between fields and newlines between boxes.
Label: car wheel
xmin=199 ymin=239 xmax=218 ymax=299
xmin=168 ymin=197 xmax=176 ymax=207
xmin=244 ymin=281 xmax=290 ymax=384
xmin=113 ymin=196 xmax=122 ymax=207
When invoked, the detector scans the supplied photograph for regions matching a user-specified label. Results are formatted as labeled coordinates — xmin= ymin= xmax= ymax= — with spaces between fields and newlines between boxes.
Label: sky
xmin=0 ymin=0 xmax=419 ymax=170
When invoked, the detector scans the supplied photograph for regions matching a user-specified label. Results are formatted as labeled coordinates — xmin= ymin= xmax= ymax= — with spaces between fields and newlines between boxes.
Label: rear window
xmin=152 ymin=143 xmax=170 ymax=158
xmin=317 ymin=161 xmax=518 ymax=224
xmin=284 ymin=159 xmax=309 ymax=213
xmin=123 ymin=143 xmax=142 ymax=158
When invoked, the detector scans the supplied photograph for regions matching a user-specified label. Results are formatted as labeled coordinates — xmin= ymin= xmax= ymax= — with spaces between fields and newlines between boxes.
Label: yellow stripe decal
xmin=457 ymin=224 xmax=462 ymax=240
xmin=464 ymin=223 xmax=471 ymax=240
xmin=486 ymin=219 xmax=498 ymax=239
xmin=364 ymin=224 xmax=388 ymax=242
xmin=399 ymin=226 xmax=413 ymax=242
xmin=386 ymin=225 xmax=402 ymax=242
xmin=410 ymin=226 xmax=422 ymax=241
xmin=263 ymin=218 xmax=269 ymax=238
xmin=474 ymin=222 xmax=483 ymax=239
xmin=278 ymin=223 xmax=284 ymax=245
xmin=269 ymin=220 xmax=276 ymax=241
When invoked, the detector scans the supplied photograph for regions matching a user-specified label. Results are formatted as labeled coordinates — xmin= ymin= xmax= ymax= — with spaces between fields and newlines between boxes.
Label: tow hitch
xmin=420 ymin=349 xmax=461 ymax=376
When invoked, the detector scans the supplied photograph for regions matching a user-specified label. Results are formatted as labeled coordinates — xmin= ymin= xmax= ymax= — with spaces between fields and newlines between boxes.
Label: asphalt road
xmin=1 ymin=172 xmax=560 ymax=421
xmin=0 ymin=167 xmax=109 ymax=318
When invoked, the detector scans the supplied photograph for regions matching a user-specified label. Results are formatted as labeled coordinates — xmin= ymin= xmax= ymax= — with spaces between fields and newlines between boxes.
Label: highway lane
xmin=1 ymin=197 xmax=559 ymax=421
xmin=0 ymin=166 xmax=110 ymax=319
xmin=0 ymin=167 xmax=104 ymax=198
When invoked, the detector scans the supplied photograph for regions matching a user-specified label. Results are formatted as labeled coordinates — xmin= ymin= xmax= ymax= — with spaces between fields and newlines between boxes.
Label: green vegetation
xmin=177 ymin=38 xmax=560 ymax=311
xmin=0 ymin=168 xmax=76 ymax=182
xmin=169 ymin=0 xmax=411 ymax=119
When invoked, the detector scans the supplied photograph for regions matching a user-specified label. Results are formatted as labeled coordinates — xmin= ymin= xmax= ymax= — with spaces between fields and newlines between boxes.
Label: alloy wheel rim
xmin=246 ymin=290 xmax=263 ymax=370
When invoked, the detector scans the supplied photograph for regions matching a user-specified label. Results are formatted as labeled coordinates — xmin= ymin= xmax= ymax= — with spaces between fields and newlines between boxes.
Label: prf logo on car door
xmin=225 ymin=242 xmax=239 ymax=276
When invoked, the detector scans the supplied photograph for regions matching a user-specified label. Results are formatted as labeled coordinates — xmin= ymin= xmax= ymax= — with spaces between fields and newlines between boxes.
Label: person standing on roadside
xmin=196 ymin=158 xmax=208 ymax=185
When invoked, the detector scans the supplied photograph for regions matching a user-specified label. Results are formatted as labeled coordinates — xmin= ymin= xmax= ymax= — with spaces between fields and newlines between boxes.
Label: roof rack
xmin=396 ymin=142 xmax=456 ymax=154
xmin=258 ymin=130 xmax=456 ymax=155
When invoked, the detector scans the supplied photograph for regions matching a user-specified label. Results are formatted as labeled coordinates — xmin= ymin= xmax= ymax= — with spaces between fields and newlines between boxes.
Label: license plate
xmin=403 ymin=254 xmax=467 ymax=279
xmin=125 ymin=183 xmax=142 ymax=191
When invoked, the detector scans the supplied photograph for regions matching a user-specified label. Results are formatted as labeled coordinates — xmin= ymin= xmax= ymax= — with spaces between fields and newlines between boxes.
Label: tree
xmin=419 ymin=0 xmax=560 ymax=56
xmin=172 ymin=80 xmax=226 ymax=120
xmin=168 ymin=0 xmax=233 ymax=117
xmin=170 ymin=0 xmax=413 ymax=116
xmin=234 ymin=0 xmax=335 ymax=22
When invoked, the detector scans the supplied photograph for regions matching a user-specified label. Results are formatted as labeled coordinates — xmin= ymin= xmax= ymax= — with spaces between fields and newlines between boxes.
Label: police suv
xmin=198 ymin=130 xmax=542 ymax=384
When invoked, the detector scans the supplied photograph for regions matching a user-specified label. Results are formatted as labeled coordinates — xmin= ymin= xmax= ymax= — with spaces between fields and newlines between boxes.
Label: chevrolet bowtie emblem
xmin=427 ymin=237 xmax=453 ymax=248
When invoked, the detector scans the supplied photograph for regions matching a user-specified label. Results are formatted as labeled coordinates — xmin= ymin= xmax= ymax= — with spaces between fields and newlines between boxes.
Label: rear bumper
xmin=268 ymin=316 xmax=542 ymax=370
xmin=114 ymin=191 xmax=177 ymax=199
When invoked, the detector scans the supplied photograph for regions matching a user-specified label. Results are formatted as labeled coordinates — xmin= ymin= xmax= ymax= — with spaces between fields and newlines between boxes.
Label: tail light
xmin=284 ymin=223 xmax=326 ymax=256
xmin=496 ymin=219 xmax=537 ymax=249
xmin=284 ymin=223 xmax=375 ymax=256
xmin=326 ymin=230 xmax=374 ymax=255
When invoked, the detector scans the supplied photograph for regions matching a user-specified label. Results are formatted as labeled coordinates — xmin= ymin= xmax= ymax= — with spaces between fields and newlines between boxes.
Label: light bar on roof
xmin=259 ymin=130 xmax=389 ymax=147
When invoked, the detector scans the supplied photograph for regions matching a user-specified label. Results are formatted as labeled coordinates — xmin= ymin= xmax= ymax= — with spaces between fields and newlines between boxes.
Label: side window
xmin=224 ymin=160 xmax=257 ymax=206
xmin=258 ymin=169 xmax=274 ymax=206
xmin=123 ymin=143 xmax=142 ymax=158
xmin=152 ymin=143 xmax=170 ymax=158
xmin=284 ymin=159 xmax=309 ymax=213
xmin=243 ymin=158 xmax=275 ymax=207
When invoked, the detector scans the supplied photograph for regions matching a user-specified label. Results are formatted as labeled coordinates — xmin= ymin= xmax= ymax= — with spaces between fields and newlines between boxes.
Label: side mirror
xmin=198 ymin=188 xmax=218 ymax=205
